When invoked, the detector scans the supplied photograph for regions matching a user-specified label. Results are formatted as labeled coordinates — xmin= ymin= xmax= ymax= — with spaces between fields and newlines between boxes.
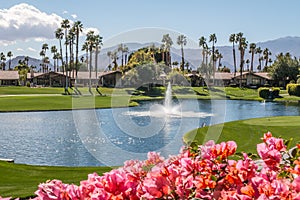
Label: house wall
xmin=0 ymin=80 xmax=18 ymax=86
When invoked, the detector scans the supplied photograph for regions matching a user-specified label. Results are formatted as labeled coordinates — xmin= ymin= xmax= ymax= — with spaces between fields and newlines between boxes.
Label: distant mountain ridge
xmin=5 ymin=36 xmax=300 ymax=73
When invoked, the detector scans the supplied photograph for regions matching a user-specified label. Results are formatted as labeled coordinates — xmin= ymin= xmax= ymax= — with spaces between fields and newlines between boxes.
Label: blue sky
xmin=1 ymin=0 xmax=300 ymax=58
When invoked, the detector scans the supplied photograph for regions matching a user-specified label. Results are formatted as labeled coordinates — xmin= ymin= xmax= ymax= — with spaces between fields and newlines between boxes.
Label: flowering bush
xmin=32 ymin=132 xmax=300 ymax=199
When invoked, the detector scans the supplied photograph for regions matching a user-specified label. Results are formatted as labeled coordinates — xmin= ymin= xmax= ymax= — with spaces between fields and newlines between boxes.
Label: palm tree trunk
xmin=95 ymin=46 xmax=99 ymax=84
xmin=233 ymin=47 xmax=237 ymax=77
xmin=89 ymin=50 xmax=92 ymax=93
xmin=181 ymin=45 xmax=185 ymax=72
xmin=250 ymin=52 xmax=254 ymax=72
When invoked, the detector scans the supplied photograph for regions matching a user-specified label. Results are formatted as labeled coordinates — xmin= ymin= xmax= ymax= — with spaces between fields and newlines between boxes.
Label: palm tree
xmin=7 ymin=51 xmax=13 ymax=70
xmin=209 ymin=33 xmax=217 ymax=84
xmin=118 ymin=43 xmax=127 ymax=67
xmin=55 ymin=28 xmax=64 ymax=74
xmin=24 ymin=56 xmax=29 ymax=67
xmin=94 ymin=34 xmax=103 ymax=80
xmin=85 ymin=30 xmax=96 ymax=92
xmin=249 ymin=43 xmax=256 ymax=72
xmin=263 ymin=48 xmax=272 ymax=70
xmin=61 ymin=19 xmax=70 ymax=92
xmin=73 ymin=21 xmax=83 ymax=87
xmin=229 ymin=33 xmax=237 ymax=77
xmin=255 ymin=47 xmax=262 ymax=71
xmin=246 ymin=59 xmax=250 ymax=71
xmin=161 ymin=34 xmax=173 ymax=67
xmin=177 ymin=34 xmax=187 ymax=72
xmin=236 ymin=32 xmax=248 ymax=87
xmin=51 ymin=46 xmax=58 ymax=72
xmin=199 ymin=36 xmax=207 ymax=66
xmin=107 ymin=51 xmax=112 ymax=70
xmin=39 ymin=50 xmax=46 ymax=72
xmin=0 ymin=52 xmax=6 ymax=70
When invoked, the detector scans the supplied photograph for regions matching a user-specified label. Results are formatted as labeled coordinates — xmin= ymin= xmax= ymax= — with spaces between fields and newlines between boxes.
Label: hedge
xmin=258 ymin=87 xmax=280 ymax=99
xmin=286 ymin=84 xmax=300 ymax=97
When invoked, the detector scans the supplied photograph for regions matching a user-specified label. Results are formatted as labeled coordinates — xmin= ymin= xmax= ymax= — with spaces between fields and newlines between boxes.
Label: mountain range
xmin=5 ymin=36 xmax=300 ymax=73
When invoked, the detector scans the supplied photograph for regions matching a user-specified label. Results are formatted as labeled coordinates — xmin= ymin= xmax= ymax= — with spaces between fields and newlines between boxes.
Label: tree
xmin=118 ymin=43 xmax=128 ymax=67
xmin=236 ymin=32 xmax=248 ymax=87
xmin=229 ymin=33 xmax=237 ymax=77
xmin=94 ymin=34 xmax=103 ymax=81
xmin=161 ymin=34 xmax=173 ymax=67
xmin=0 ymin=52 xmax=6 ymax=70
xmin=73 ymin=21 xmax=83 ymax=87
xmin=209 ymin=33 xmax=217 ymax=84
xmin=269 ymin=53 xmax=299 ymax=87
xmin=51 ymin=46 xmax=58 ymax=72
xmin=263 ymin=48 xmax=272 ymax=70
xmin=85 ymin=30 xmax=96 ymax=92
xmin=246 ymin=59 xmax=250 ymax=71
xmin=61 ymin=19 xmax=70 ymax=92
xmin=199 ymin=36 xmax=207 ymax=66
xmin=249 ymin=43 xmax=256 ymax=72
xmin=55 ymin=28 xmax=64 ymax=75
xmin=7 ymin=51 xmax=13 ymax=70
xmin=107 ymin=51 xmax=112 ymax=70
xmin=41 ymin=43 xmax=49 ymax=72
xmin=255 ymin=47 xmax=262 ymax=71
xmin=177 ymin=34 xmax=187 ymax=72
xmin=39 ymin=50 xmax=46 ymax=72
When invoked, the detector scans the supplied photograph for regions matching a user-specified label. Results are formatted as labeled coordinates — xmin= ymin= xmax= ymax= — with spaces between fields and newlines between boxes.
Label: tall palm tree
xmin=161 ymin=34 xmax=173 ymax=67
xmin=236 ymin=32 xmax=248 ymax=87
xmin=148 ymin=43 xmax=157 ymax=63
xmin=73 ymin=21 xmax=83 ymax=87
xmin=209 ymin=33 xmax=217 ymax=83
xmin=246 ymin=59 xmax=250 ymax=71
xmin=263 ymin=48 xmax=272 ymax=70
xmin=229 ymin=33 xmax=237 ymax=77
xmin=107 ymin=51 xmax=112 ymax=70
xmin=94 ymin=34 xmax=103 ymax=80
xmin=55 ymin=28 xmax=64 ymax=75
xmin=51 ymin=46 xmax=58 ymax=72
xmin=61 ymin=19 xmax=70 ymax=92
xmin=0 ymin=53 xmax=6 ymax=70
xmin=249 ymin=43 xmax=256 ymax=72
xmin=118 ymin=43 xmax=126 ymax=67
xmin=24 ymin=56 xmax=29 ymax=67
xmin=255 ymin=47 xmax=262 ymax=71
xmin=7 ymin=51 xmax=13 ymax=70
xmin=82 ymin=41 xmax=89 ymax=71
xmin=199 ymin=36 xmax=207 ymax=66
xmin=39 ymin=50 xmax=46 ymax=72
xmin=177 ymin=34 xmax=187 ymax=72
xmin=85 ymin=30 xmax=96 ymax=92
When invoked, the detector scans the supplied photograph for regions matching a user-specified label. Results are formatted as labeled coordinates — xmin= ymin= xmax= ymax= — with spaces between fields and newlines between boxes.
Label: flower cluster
xmin=32 ymin=132 xmax=300 ymax=199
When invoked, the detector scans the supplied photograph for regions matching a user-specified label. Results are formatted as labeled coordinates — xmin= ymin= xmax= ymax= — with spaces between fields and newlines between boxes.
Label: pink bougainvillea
xmin=25 ymin=132 xmax=300 ymax=199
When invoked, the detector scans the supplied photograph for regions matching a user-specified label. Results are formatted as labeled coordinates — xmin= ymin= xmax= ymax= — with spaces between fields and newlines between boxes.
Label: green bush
xmin=258 ymin=87 xmax=280 ymax=99
xmin=272 ymin=87 xmax=280 ymax=97
xmin=258 ymin=87 xmax=271 ymax=99
xmin=26 ymin=81 xmax=31 ymax=87
xmin=286 ymin=84 xmax=300 ymax=96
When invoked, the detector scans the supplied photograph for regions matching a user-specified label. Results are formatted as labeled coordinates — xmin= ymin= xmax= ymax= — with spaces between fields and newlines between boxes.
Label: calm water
xmin=0 ymin=100 xmax=299 ymax=166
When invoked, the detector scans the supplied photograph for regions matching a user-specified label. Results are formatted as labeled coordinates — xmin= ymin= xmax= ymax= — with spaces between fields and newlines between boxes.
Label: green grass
xmin=183 ymin=116 xmax=300 ymax=154
xmin=0 ymin=95 xmax=138 ymax=112
xmin=0 ymin=161 xmax=112 ymax=199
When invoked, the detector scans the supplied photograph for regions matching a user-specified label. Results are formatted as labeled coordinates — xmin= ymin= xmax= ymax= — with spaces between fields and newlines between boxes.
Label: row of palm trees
xmin=198 ymin=32 xmax=273 ymax=87
xmin=106 ymin=43 xmax=130 ymax=71
xmin=52 ymin=19 xmax=102 ymax=92
xmin=0 ymin=51 xmax=13 ymax=71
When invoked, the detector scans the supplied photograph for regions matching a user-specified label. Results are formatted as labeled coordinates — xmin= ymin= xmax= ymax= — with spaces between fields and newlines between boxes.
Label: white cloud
xmin=17 ymin=48 xmax=24 ymax=51
xmin=63 ymin=10 xmax=68 ymax=14
xmin=27 ymin=47 xmax=37 ymax=52
xmin=0 ymin=3 xmax=63 ymax=42
xmin=82 ymin=27 xmax=100 ymax=36
xmin=71 ymin=14 xmax=77 ymax=19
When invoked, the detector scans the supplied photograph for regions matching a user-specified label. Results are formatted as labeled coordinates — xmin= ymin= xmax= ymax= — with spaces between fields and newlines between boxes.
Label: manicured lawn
xmin=0 ymin=161 xmax=112 ymax=199
xmin=183 ymin=116 xmax=300 ymax=154
xmin=0 ymin=95 xmax=138 ymax=112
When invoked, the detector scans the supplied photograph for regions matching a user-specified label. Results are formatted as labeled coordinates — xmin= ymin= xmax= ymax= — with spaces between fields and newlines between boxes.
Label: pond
xmin=0 ymin=99 xmax=299 ymax=166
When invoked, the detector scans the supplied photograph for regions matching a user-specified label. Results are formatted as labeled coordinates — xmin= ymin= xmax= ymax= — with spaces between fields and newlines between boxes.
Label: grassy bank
xmin=0 ymin=86 xmax=300 ymax=112
xmin=183 ymin=116 xmax=300 ymax=154
xmin=0 ymin=161 xmax=112 ymax=199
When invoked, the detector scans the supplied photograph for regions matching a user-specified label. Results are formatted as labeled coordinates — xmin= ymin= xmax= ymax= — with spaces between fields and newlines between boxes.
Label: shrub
xmin=272 ymin=87 xmax=280 ymax=97
xmin=258 ymin=87 xmax=271 ymax=99
xmin=258 ymin=87 xmax=281 ymax=99
xmin=286 ymin=83 xmax=300 ymax=96
xmin=26 ymin=81 xmax=31 ymax=87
